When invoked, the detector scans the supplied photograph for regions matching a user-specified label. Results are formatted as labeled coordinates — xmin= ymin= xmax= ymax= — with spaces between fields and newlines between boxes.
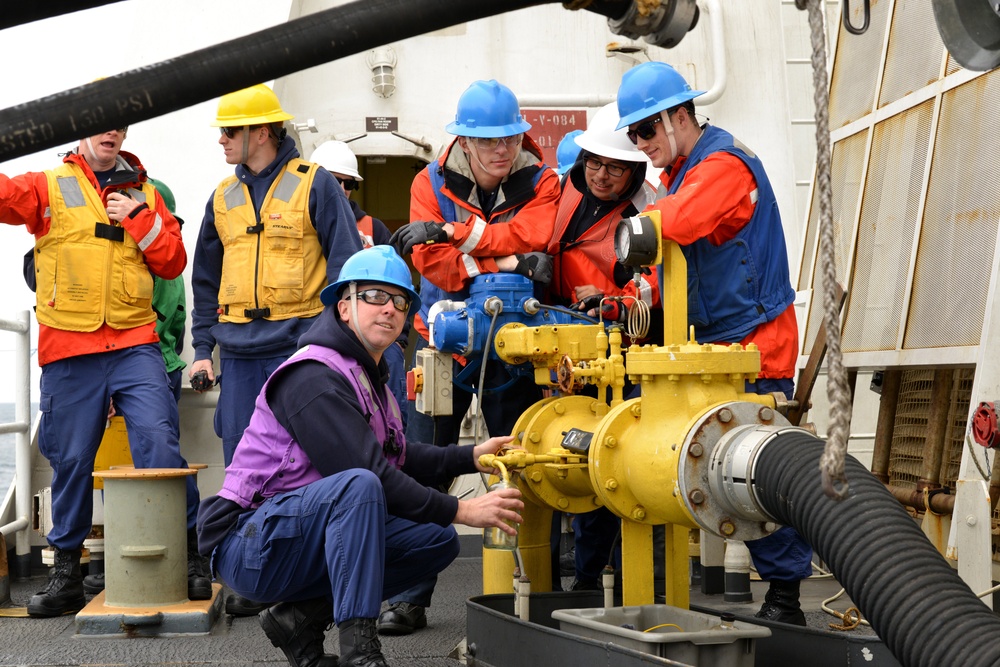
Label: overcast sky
xmin=0 ymin=0 xmax=293 ymax=403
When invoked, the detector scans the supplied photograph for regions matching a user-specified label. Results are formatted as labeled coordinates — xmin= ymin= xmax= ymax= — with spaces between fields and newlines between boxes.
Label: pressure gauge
xmin=614 ymin=215 xmax=660 ymax=267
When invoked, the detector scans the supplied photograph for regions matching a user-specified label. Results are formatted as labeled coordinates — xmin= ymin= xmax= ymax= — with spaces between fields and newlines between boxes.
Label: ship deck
xmin=2 ymin=533 xmax=895 ymax=667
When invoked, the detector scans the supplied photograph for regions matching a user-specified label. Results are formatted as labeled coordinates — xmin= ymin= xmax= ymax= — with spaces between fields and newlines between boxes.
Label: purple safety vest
xmin=218 ymin=344 xmax=407 ymax=509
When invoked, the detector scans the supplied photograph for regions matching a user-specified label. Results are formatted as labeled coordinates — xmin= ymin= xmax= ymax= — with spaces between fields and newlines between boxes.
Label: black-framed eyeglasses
xmin=583 ymin=156 xmax=630 ymax=178
xmin=626 ymin=116 xmax=663 ymax=145
xmin=357 ymin=288 xmax=410 ymax=312
xmin=219 ymin=127 xmax=241 ymax=139
xmin=471 ymin=134 xmax=523 ymax=150
xmin=337 ymin=177 xmax=359 ymax=191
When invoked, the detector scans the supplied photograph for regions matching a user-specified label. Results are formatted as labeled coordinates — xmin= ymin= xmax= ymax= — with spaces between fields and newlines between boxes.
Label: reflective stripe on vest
xmin=35 ymin=164 xmax=156 ymax=332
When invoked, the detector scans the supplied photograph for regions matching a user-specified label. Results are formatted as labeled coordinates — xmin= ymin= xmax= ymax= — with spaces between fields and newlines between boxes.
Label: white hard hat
xmin=574 ymin=102 xmax=647 ymax=163
xmin=310 ymin=140 xmax=364 ymax=181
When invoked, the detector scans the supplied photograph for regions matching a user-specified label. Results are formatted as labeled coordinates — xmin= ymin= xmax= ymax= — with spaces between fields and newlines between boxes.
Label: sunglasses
xmin=219 ymin=126 xmax=243 ymax=139
xmin=471 ymin=134 xmax=523 ymax=150
xmin=626 ymin=116 xmax=662 ymax=145
xmin=117 ymin=126 xmax=129 ymax=134
xmin=357 ymin=288 xmax=410 ymax=312
xmin=583 ymin=156 xmax=630 ymax=178
xmin=337 ymin=177 xmax=359 ymax=191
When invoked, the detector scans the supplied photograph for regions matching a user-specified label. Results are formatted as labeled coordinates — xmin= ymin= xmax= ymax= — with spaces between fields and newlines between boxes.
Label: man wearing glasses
xmin=310 ymin=140 xmax=409 ymax=431
xmin=384 ymin=79 xmax=559 ymax=635
xmin=547 ymin=102 xmax=658 ymax=330
xmin=544 ymin=102 xmax=659 ymax=592
xmin=0 ymin=125 xmax=209 ymax=615
xmin=616 ymin=61 xmax=809 ymax=626
xmin=190 ymin=84 xmax=361 ymax=616
xmin=197 ymin=245 xmax=521 ymax=667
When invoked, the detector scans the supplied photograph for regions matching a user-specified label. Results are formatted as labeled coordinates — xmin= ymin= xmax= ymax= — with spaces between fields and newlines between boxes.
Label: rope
xmin=821 ymin=587 xmax=870 ymax=630
xmin=803 ymin=0 xmax=853 ymax=500
xmin=828 ymin=606 xmax=862 ymax=631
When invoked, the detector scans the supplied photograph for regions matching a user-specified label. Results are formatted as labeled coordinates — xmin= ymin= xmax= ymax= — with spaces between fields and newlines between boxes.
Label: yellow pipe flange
xmin=506 ymin=396 xmax=557 ymax=508
xmin=518 ymin=395 xmax=605 ymax=515
xmin=588 ymin=396 xmax=699 ymax=528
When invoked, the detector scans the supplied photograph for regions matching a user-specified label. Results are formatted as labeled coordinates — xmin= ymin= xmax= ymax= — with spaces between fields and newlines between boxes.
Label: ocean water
xmin=0 ymin=403 xmax=35 ymax=493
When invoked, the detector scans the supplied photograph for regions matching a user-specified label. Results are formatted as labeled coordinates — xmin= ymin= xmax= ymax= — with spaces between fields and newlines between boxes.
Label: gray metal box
xmin=552 ymin=604 xmax=770 ymax=667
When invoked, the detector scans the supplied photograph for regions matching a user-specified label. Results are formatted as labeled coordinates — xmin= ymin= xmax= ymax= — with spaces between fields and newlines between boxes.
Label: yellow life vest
xmin=214 ymin=158 xmax=327 ymax=323
xmin=35 ymin=163 xmax=156 ymax=332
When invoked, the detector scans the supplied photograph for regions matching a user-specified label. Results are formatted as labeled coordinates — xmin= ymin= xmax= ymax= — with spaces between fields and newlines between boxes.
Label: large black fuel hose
xmin=753 ymin=430 xmax=1000 ymax=667
xmin=0 ymin=0 xmax=650 ymax=163
xmin=1 ymin=1 xmax=128 ymax=31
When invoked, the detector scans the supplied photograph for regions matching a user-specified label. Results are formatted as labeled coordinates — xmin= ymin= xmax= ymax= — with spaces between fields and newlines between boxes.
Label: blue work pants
xmin=38 ymin=344 xmax=199 ymax=549
xmin=573 ymin=506 xmax=622 ymax=584
xmin=213 ymin=470 xmax=460 ymax=624
xmin=743 ymin=377 xmax=815 ymax=581
xmin=216 ymin=356 xmax=287 ymax=467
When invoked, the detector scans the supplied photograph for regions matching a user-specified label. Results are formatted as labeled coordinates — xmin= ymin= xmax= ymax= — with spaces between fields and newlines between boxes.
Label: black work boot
xmin=187 ymin=527 xmax=212 ymax=600
xmin=259 ymin=598 xmax=338 ymax=667
xmin=27 ymin=548 xmax=86 ymax=617
xmin=754 ymin=579 xmax=807 ymax=626
xmin=375 ymin=602 xmax=426 ymax=635
xmin=339 ymin=617 xmax=389 ymax=667
xmin=82 ymin=572 xmax=105 ymax=594
xmin=227 ymin=592 xmax=269 ymax=616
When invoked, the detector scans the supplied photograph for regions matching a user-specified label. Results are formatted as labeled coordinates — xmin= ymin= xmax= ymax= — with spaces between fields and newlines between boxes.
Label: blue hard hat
xmin=556 ymin=130 xmax=584 ymax=175
xmin=445 ymin=80 xmax=532 ymax=138
xmin=321 ymin=245 xmax=421 ymax=313
xmin=615 ymin=62 xmax=704 ymax=130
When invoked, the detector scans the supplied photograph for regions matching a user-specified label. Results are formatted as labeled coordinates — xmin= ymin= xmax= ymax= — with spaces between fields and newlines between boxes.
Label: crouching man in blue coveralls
xmin=197 ymin=245 xmax=522 ymax=667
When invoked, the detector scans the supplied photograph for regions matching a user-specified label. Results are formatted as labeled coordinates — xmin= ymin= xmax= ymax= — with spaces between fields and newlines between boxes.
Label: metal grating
xmin=941 ymin=368 xmax=975 ymax=488
xmin=828 ymin=0 xmax=891 ymax=128
xmin=842 ymin=101 xmax=932 ymax=353
xmin=903 ymin=72 xmax=1000 ymax=349
xmin=888 ymin=369 xmax=934 ymax=488
xmin=878 ymin=0 xmax=945 ymax=107
xmin=945 ymin=53 xmax=962 ymax=76
xmin=801 ymin=130 xmax=868 ymax=354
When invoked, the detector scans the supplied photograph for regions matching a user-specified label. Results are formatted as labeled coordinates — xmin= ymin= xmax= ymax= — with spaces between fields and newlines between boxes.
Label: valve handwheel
xmin=972 ymin=401 xmax=1000 ymax=449
xmin=557 ymin=354 xmax=577 ymax=394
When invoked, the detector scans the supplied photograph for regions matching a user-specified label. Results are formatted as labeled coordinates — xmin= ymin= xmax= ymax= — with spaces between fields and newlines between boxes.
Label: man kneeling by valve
xmin=197 ymin=245 xmax=522 ymax=667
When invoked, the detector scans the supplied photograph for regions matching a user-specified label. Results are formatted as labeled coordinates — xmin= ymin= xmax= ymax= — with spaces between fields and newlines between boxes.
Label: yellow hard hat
xmin=211 ymin=84 xmax=293 ymax=127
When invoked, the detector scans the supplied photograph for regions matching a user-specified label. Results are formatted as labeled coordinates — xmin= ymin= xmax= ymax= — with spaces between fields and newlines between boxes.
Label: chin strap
xmin=661 ymin=111 xmax=679 ymax=163
xmin=240 ymin=125 xmax=251 ymax=165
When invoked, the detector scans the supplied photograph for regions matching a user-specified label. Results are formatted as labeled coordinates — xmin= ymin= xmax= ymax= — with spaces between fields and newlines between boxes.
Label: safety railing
xmin=0 ymin=311 xmax=33 ymax=577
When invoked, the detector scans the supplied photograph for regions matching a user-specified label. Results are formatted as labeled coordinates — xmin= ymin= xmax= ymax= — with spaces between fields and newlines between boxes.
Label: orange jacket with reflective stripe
xmin=0 ymin=150 xmax=185 ymax=365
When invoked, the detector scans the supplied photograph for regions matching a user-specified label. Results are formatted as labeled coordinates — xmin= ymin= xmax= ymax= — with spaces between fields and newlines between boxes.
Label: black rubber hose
xmin=0 ymin=0 xmax=638 ymax=163
xmin=754 ymin=431 xmax=1000 ymax=667
xmin=0 ymin=1 xmax=128 ymax=31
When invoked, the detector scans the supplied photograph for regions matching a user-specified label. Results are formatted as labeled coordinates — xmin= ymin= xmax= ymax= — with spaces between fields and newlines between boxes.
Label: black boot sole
xmin=259 ymin=608 xmax=341 ymax=666
xmin=227 ymin=596 xmax=269 ymax=616
xmin=26 ymin=595 xmax=86 ymax=617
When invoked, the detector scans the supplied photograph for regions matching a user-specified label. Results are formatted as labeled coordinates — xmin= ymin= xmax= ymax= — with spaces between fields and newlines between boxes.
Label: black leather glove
xmin=389 ymin=221 xmax=449 ymax=255
xmin=571 ymin=294 xmax=604 ymax=312
xmin=513 ymin=253 xmax=553 ymax=284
